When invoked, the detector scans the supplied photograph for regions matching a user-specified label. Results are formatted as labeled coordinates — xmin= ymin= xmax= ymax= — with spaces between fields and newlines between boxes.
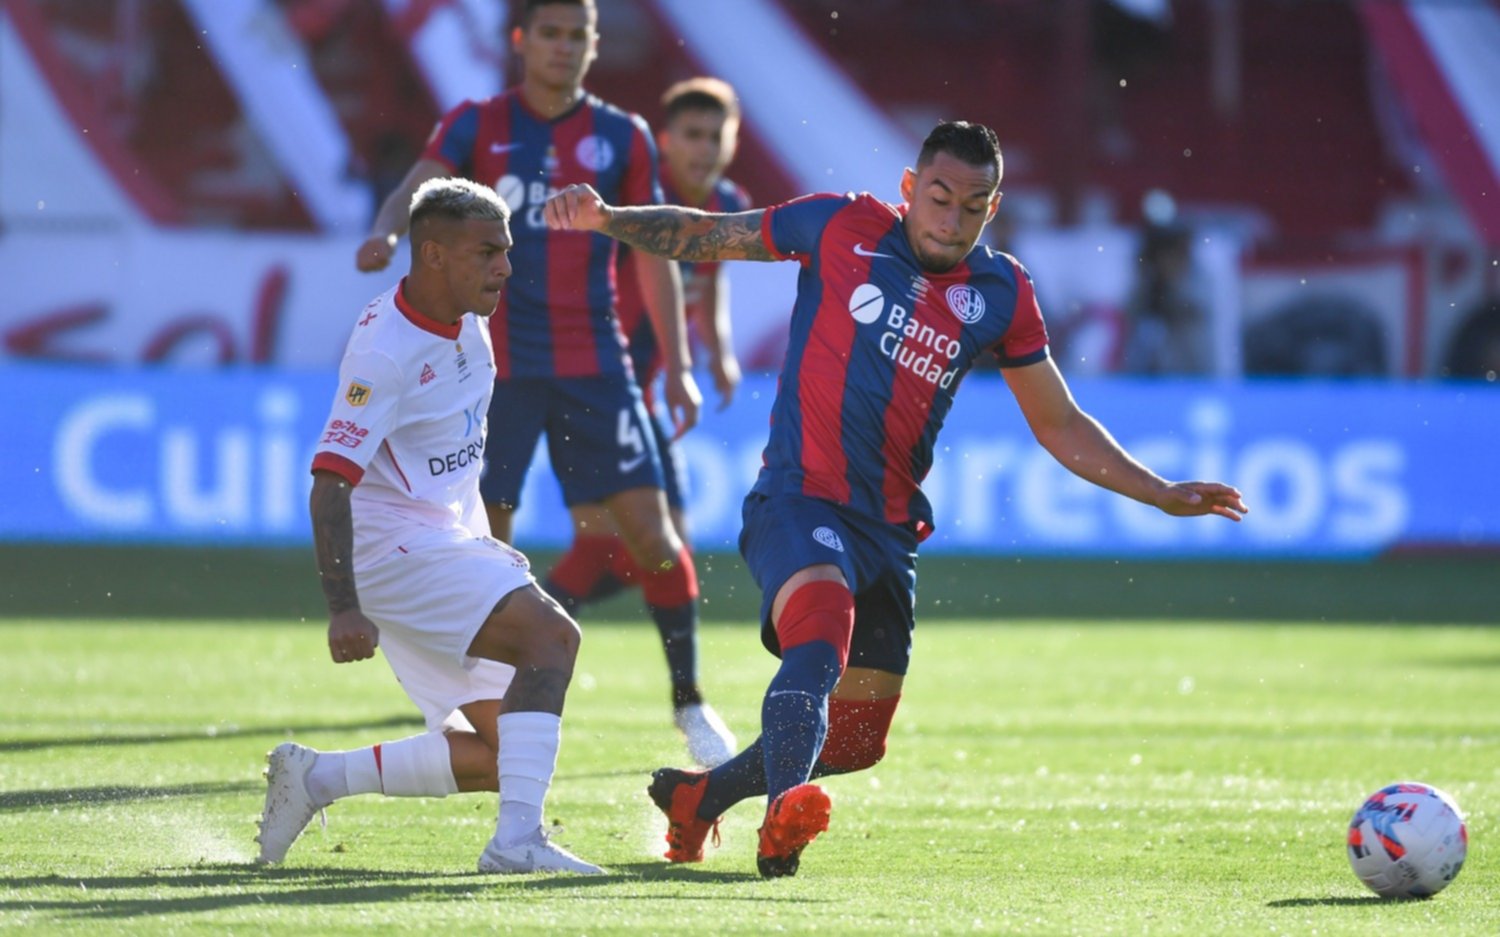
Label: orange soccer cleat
xmin=647 ymin=768 xmax=722 ymax=863
xmin=756 ymin=783 xmax=832 ymax=878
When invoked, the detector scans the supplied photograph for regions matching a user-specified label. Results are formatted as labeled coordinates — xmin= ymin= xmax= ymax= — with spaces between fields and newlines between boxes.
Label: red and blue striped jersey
xmin=755 ymin=192 xmax=1050 ymax=540
xmin=422 ymin=89 xmax=663 ymax=379
xmin=617 ymin=175 xmax=751 ymax=396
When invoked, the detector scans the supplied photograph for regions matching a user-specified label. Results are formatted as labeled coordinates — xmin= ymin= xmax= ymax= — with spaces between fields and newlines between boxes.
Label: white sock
xmin=378 ymin=732 xmax=459 ymax=797
xmin=306 ymin=735 xmax=458 ymax=804
xmin=494 ymin=711 xmax=562 ymax=845
xmin=306 ymin=751 xmax=350 ymax=807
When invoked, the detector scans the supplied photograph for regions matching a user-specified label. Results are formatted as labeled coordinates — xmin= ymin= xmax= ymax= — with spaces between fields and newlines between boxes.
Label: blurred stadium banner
xmin=1 ymin=366 xmax=1495 ymax=559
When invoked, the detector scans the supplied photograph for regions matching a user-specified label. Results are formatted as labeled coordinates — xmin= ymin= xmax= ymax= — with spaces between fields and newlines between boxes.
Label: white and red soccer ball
xmin=1347 ymin=782 xmax=1467 ymax=899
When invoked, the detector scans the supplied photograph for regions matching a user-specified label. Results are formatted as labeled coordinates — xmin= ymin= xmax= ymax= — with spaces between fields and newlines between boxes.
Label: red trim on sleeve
xmin=760 ymin=206 xmax=792 ymax=261
xmin=312 ymin=452 xmax=364 ymax=485
xmin=998 ymin=257 xmax=1050 ymax=363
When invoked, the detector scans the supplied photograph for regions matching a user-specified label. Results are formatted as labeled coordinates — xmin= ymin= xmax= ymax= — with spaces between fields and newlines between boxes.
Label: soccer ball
xmin=1347 ymin=782 xmax=1467 ymax=899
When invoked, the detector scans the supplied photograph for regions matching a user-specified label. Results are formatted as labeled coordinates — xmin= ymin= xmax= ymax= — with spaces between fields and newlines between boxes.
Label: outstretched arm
xmin=1002 ymin=359 xmax=1248 ymax=521
xmin=631 ymin=249 xmax=702 ymax=437
xmin=545 ymin=184 xmax=774 ymax=262
xmin=309 ymin=470 xmax=382 ymax=662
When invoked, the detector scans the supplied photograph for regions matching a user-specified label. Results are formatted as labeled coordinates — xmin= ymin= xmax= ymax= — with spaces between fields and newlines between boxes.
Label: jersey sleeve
xmin=992 ymin=257 xmax=1051 ymax=368
xmin=761 ymin=193 xmax=851 ymax=261
xmin=420 ymin=101 xmax=481 ymax=176
xmin=620 ymin=113 xmax=664 ymax=207
xmin=310 ymin=350 xmax=403 ymax=485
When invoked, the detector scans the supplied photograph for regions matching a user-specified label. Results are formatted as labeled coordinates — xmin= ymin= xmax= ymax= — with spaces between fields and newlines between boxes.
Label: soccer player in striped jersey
xmin=354 ymin=0 xmax=734 ymax=767
xmin=545 ymin=120 xmax=1248 ymax=877
xmin=540 ymin=78 xmax=749 ymax=766
xmin=260 ymin=177 xmax=600 ymax=874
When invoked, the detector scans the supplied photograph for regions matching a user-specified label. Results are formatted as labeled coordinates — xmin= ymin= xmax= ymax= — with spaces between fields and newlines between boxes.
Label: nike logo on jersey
xmin=618 ymin=452 xmax=649 ymax=474
xmin=489 ymin=142 xmax=523 ymax=154
xmin=853 ymin=243 xmax=895 ymax=259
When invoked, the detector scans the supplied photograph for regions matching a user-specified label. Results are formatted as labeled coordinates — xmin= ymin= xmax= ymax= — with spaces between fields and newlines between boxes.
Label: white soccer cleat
xmin=674 ymin=702 xmax=737 ymax=768
xmin=476 ymin=828 xmax=605 ymax=875
xmin=255 ymin=742 xmax=324 ymax=864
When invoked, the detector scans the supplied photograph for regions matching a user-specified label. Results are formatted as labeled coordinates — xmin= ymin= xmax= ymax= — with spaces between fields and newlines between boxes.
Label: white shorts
xmin=357 ymin=528 xmax=529 ymax=730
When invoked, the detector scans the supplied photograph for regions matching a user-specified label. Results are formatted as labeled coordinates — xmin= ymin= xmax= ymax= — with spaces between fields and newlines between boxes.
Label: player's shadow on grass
xmin=0 ymin=780 xmax=260 ymax=813
xmin=0 ymin=863 xmax=794 ymax=921
xmin=0 ymin=714 xmax=423 ymax=753
xmin=1267 ymin=896 xmax=1395 ymax=907
xmin=520 ymin=861 xmax=764 ymax=886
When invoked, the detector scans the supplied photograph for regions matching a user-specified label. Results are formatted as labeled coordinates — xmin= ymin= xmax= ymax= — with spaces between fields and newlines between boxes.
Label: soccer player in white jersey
xmin=255 ymin=177 xmax=602 ymax=875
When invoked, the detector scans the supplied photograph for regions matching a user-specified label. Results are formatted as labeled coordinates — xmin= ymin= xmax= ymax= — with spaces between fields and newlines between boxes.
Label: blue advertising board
xmin=1 ymin=364 xmax=1496 ymax=557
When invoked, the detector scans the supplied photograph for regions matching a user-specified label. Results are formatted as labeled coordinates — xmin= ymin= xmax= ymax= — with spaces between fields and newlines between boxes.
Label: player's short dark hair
xmin=519 ymin=0 xmax=594 ymax=27
xmin=662 ymin=77 xmax=740 ymax=127
xmin=409 ymin=177 xmax=510 ymax=235
xmin=917 ymin=121 xmax=1003 ymax=184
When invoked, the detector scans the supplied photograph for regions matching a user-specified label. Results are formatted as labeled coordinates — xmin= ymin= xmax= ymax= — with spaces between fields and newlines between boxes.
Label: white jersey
xmin=312 ymin=281 xmax=497 ymax=567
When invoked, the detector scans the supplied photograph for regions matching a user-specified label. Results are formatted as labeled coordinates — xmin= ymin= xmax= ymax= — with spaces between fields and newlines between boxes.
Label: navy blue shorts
xmin=739 ymin=492 xmax=918 ymax=676
xmin=479 ymin=376 xmax=665 ymax=509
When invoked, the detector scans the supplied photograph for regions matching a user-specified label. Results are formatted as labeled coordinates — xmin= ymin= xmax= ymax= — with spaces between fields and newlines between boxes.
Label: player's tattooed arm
xmin=309 ymin=471 xmax=360 ymax=614
xmin=602 ymin=208 xmax=773 ymax=263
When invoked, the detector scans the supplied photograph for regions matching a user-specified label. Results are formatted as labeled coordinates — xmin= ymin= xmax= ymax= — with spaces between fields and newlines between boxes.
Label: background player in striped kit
xmin=544 ymin=120 xmax=1248 ymax=877
xmin=354 ymin=0 xmax=734 ymax=767
xmin=261 ymin=177 xmax=600 ymax=874
xmin=540 ymin=77 xmax=749 ymax=765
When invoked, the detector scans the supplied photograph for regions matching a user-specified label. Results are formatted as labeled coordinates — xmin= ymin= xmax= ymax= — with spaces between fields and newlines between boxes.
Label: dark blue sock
xmin=761 ymin=641 xmax=842 ymax=803
xmin=698 ymin=730 xmax=856 ymax=820
xmin=700 ymin=736 xmax=766 ymax=818
xmin=647 ymin=602 xmax=700 ymax=704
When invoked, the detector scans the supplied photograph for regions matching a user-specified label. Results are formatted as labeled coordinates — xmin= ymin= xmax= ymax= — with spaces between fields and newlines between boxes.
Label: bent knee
xmin=538 ymin=609 xmax=582 ymax=662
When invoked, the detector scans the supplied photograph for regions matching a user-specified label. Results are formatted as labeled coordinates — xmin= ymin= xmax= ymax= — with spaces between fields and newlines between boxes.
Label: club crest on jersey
xmin=420 ymin=363 xmax=436 ymax=386
xmin=574 ymin=135 xmax=615 ymax=172
xmin=345 ymin=380 xmax=373 ymax=406
xmin=946 ymin=284 xmax=986 ymax=323
xmin=812 ymin=526 xmax=845 ymax=552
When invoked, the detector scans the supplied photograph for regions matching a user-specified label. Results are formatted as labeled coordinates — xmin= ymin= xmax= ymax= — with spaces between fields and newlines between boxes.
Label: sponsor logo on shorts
xmin=346 ymin=380 xmax=372 ymax=406
xmin=813 ymin=526 xmax=844 ymax=552
xmin=618 ymin=451 xmax=649 ymax=474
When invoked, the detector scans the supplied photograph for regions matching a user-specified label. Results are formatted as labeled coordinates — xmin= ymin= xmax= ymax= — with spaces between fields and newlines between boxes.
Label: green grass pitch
xmin=0 ymin=616 xmax=1495 ymax=935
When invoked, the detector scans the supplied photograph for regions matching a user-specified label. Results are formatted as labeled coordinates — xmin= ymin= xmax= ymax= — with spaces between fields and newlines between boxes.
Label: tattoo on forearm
xmin=604 ymin=208 xmax=772 ymax=262
xmin=310 ymin=479 xmax=359 ymax=614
